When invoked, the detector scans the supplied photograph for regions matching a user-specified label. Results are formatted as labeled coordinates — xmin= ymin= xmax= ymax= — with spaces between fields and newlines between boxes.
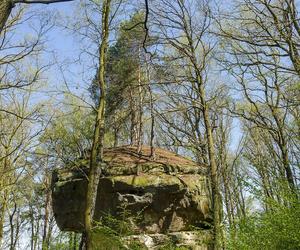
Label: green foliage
xmin=48 ymin=232 xmax=80 ymax=250
xmin=126 ymin=241 xmax=147 ymax=250
xmin=39 ymin=96 xmax=94 ymax=162
xmin=90 ymin=208 xmax=141 ymax=249
xmin=91 ymin=226 xmax=125 ymax=250
xmin=227 ymin=195 xmax=300 ymax=250
xmin=105 ymin=11 xmax=146 ymax=116
xmin=89 ymin=11 xmax=154 ymax=145
xmin=99 ymin=212 xmax=135 ymax=237
xmin=158 ymin=242 xmax=190 ymax=250
xmin=49 ymin=243 xmax=70 ymax=250
xmin=90 ymin=11 xmax=146 ymax=109
xmin=49 ymin=243 xmax=67 ymax=250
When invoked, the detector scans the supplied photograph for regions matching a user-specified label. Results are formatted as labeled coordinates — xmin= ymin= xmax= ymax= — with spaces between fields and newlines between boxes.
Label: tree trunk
xmin=42 ymin=175 xmax=50 ymax=250
xmin=113 ymin=126 xmax=119 ymax=147
xmin=146 ymin=57 xmax=155 ymax=158
xmin=129 ymin=88 xmax=138 ymax=145
xmin=281 ymin=140 xmax=296 ymax=193
xmin=30 ymin=206 xmax=34 ymax=250
xmin=84 ymin=0 xmax=111 ymax=249
xmin=137 ymin=46 xmax=143 ymax=153
xmin=9 ymin=202 xmax=17 ymax=250
xmin=271 ymin=105 xmax=296 ymax=193
xmin=0 ymin=0 xmax=13 ymax=34
xmin=0 ymin=209 xmax=4 ymax=248
xmin=0 ymin=156 xmax=10 ymax=248
xmin=197 ymin=74 xmax=222 ymax=250
xmin=33 ymin=215 xmax=40 ymax=250
xmin=0 ymin=191 xmax=8 ymax=248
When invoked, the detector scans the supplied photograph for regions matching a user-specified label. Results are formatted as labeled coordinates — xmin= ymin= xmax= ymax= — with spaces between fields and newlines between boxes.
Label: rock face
xmin=123 ymin=231 xmax=211 ymax=250
xmin=52 ymin=146 xmax=212 ymax=249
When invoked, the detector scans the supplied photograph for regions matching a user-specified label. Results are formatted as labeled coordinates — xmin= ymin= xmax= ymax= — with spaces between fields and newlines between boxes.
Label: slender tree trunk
xmin=0 ymin=0 xmax=13 ymax=34
xmin=179 ymin=11 xmax=222 ymax=245
xmin=222 ymin=166 xmax=233 ymax=227
xmin=197 ymin=74 xmax=222 ymax=250
xmin=0 ymin=189 xmax=8 ymax=247
xmin=0 ymin=209 xmax=4 ymax=247
xmin=9 ymin=201 xmax=17 ymax=250
xmin=45 ymin=217 xmax=53 ymax=250
xmin=0 ymin=156 xmax=10 ymax=248
xmin=146 ymin=57 xmax=155 ymax=158
xmin=129 ymin=88 xmax=138 ymax=146
xmin=13 ymin=209 xmax=20 ymax=250
xmin=218 ymin=118 xmax=233 ymax=230
xmin=84 ymin=0 xmax=111 ymax=249
xmin=33 ymin=215 xmax=40 ymax=250
xmin=137 ymin=46 xmax=143 ymax=153
xmin=30 ymin=206 xmax=34 ymax=250
xmin=113 ymin=126 xmax=119 ymax=147
xmin=270 ymin=105 xmax=296 ymax=193
xmin=42 ymin=175 xmax=50 ymax=250
xmin=281 ymin=139 xmax=296 ymax=192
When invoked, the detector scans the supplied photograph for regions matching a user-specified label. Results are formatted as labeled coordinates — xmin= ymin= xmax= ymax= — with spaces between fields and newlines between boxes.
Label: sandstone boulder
xmin=51 ymin=146 xmax=212 ymax=248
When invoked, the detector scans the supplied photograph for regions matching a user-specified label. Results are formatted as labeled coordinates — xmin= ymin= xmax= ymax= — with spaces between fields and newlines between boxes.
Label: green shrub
xmin=227 ymin=196 xmax=300 ymax=250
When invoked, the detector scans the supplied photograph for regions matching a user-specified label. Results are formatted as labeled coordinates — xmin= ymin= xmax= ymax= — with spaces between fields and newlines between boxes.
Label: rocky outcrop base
xmin=123 ymin=231 xmax=211 ymax=249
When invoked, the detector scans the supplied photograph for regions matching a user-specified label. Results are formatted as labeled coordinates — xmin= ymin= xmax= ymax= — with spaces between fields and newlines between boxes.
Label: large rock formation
xmin=52 ymin=146 xmax=212 ymax=249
